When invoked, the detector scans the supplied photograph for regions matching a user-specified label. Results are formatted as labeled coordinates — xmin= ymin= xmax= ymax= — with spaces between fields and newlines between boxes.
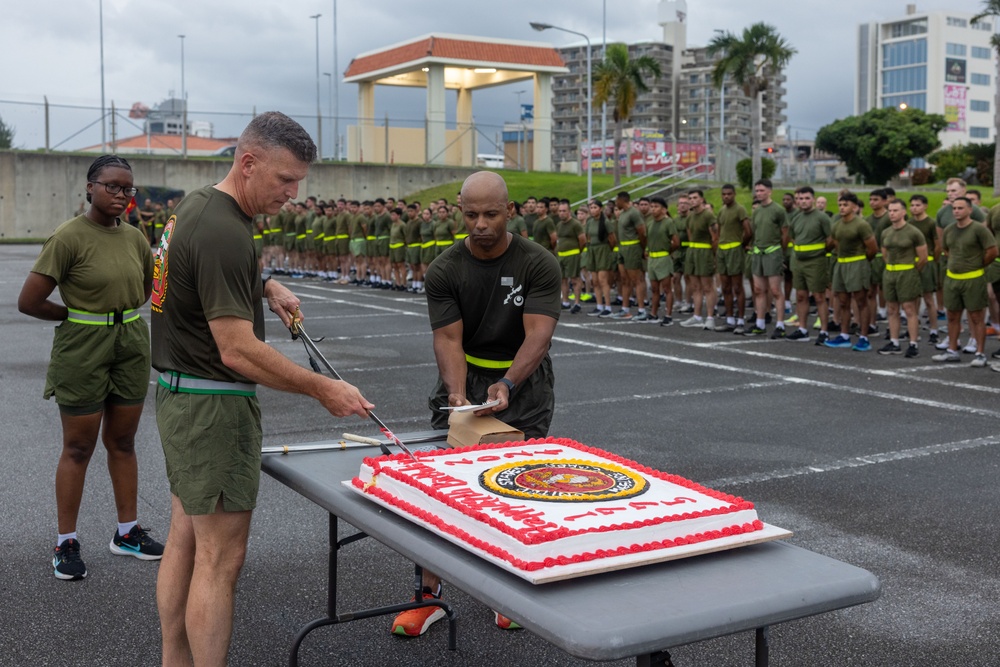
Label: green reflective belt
xmin=421 ymin=241 xmax=435 ymax=248
xmin=253 ymin=234 xmax=263 ymax=240
xmin=377 ymin=235 xmax=390 ymax=240
xmin=366 ymin=235 xmax=377 ymax=241
xmin=753 ymin=245 xmax=781 ymax=255
xmin=885 ymin=264 xmax=915 ymax=271
xmin=158 ymin=371 xmax=256 ymax=397
xmin=465 ymin=354 xmax=513 ymax=369
xmin=688 ymin=242 xmax=711 ymax=249
xmin=454 ymin=233 xmax=469 ymax=240
xmin=793 ymin=243 xmax=826 ymax=253
xmin=285 ymin=232 xmax=296 ymax=236
xmin=648 ymin=251 xmax=670 ymax=258
xmin=947 ymin=269 xmax=985 ymax=280
xmin=407 ymin=242 xmax=421 ymax=248
xmin=874 ymin=252 xmax=883 ymax=258
xmin=335 ymin=234 xmax=349 ymax=239
xmin=582 ymin=246 xmax=589 ymax=252
xmin=389 ymin=242 xmax=405 ymax=249
xmin=66 ymin=308 xmax=140 ymax=326
xmin=837 ymin=255 xmax=867 ymax=264
xmin=718 ymin=241 xmax=741 ymax=250
xmin=620 ymin=239 xmax=640 ymax=246
xmin=557 ymin=248 xmax=581 ymax=257
xmin=680 ymin=241 xmax=691 ymax=247
xmin=295 ymin=234 xmax=307 ymax=239
xmin=436 ymin=240 xmax=453 ymax=246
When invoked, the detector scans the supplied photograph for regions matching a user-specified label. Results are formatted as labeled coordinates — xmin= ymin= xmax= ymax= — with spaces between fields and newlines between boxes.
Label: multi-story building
xmin=549 ymin=0 xmax=788 ymax=168
xmin=857 ymin=4 xmax=996 ymax=148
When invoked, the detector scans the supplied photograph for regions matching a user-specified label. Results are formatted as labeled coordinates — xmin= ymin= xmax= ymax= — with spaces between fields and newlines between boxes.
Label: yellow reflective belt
xmin=927 ymin=256 xmax=935 ymax=262
xmin=366 ymin=235 xmax=376 ymax=241
xmin=407 ymin=242 xmax=421 ymax=248
xmin=947 ymin=268 xmax=985 ymax=280
xmin=436 ymin=240 xmax=452 ymax=246
xmin=874 ymin=252 xmax=883 ymax=258
xmin=680 ymin=241 xmax=691 ymax=247
xmin=421 ymin=241 xmax=435 ymax=248
xmin=66 ymin=308 xmax=140 ymax=326
xmin=620 ymin=239 xmax=640 ymax=246
xmin=335 ymin=234 xmax=349 ymax=239
xmin=389 ymin=242 xmax=405 ymax=249
xmin=253 ymin=234 xmax=263 ymax=240
xmin=753 ymin=245 xmax=781 ymax=255
xmin=455 ymin=233 xmax=469 ymax=240
xmin=465 ymin=354 xmax=514 ymax=369
xmin=885 ymin=264 xmax=915 ymax=271
xmin=648 ymin=251 xmax=670 ymax=258
xmin=377 ymin=235 xmax=389 ymax=240
xmin=688 ymin=242 xmax=711 ymax=249
xmin=837 ymin=255 xmax=867 ymax=263
xmin=612 ymin=246 xmax=620 ymax=252
xmin=793 ymin=243 xmax=826 ymax=253
xmin=582 ymin=247 xmax=589 ymax=253
xmin=295 ymin=234 xmax=307 ymax=239
xmin=557 ymin=249 xmax=581 ymax=257
xmin=718 ymin=241 xmax=741 ymax=250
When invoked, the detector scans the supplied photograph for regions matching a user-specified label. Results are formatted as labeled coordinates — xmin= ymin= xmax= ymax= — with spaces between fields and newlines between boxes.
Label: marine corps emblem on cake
xmin=479 ymin=459 xmax=648 ymax=502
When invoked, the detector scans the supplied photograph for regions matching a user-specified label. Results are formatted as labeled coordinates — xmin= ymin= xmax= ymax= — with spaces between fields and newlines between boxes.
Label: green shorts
xmin=751 ymin=248 xmax=784 ymax=277
xmin=619 ymin=243 xmax=644 ymax=270
xmin=295 ymin=237 xmax=308 ymax=254
xmin=920 ymin=261 xmax=938 ymax=293
xmin=581 ymin=247 xmax=592 ymax=271
xmin=672 ymin=248 xmax=686 ymax=274
xmin=406 ymin=245 xmax=422 ymax=266
xmin=390 ymin=245 xmax=406 ymax=263
xmin=986 ymin=259 xmax=1000 ymax=284
xmin=283 ymin=234 xmax=296 ymax=251
xmin=377 ymin=238 xmax=390 ymax=257
xmin=647 ymin=255 xmax=674 ymax=282
xmin=685 ymin=247 xmax=716 ymax=277
xmin=832 ymin=259 xmax=872 ymax=294
xmin=269 ymin=229 xmax=282 ymax=247
xmin=588 ymin=244 xmax=616 ymax=272
xmin=324 ymin=240 xmax=338 ymax=256
xmin=792 ymin=255 xmax=830 ymax=294
xmin=349 ymin=238 xmax=367 ymax=257
xmin=944 ymin=274 xmax=989 ymax=312
xmin=420 ymin=244 xmax=437 ymax=265
xmin=716 ymin=245 xmax=745 ymax=276
xmin=870 ymin=255 xmax=886 ymax=286
xmin=883 ymin=268 xmax=922 ymax=303
xmin=558 ymin=253 xmax=582 ymax=279
xmin=45 ymin=318 xmax=150 ymax=413
xmin=336 ymin=237 xmax=350 ymax=256
xmin=157 ymin=384 xmax=263 ymax=515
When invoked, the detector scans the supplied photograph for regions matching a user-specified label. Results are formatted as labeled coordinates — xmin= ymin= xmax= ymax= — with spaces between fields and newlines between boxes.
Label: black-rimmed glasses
xmin=90 ymin=181 xmax=138 ymax=197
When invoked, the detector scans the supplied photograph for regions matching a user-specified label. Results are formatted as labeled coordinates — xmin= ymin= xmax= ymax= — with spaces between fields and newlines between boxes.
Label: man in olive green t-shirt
xmin=614 ymin=191 xmax=649 ymax=320
xmin=555 ymin=201 xmax=586 ymax=313
xmin=745 ymin=179 xmax=788 ymax=337
xmin=878 ymin=199 xmax=927 ymax=357
xmin=714 ymin=184 xmax=751 ymax=332
xmin=824 ymin=193 xmax=878 ymax=351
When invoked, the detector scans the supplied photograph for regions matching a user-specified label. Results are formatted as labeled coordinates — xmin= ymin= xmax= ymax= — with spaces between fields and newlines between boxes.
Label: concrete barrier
xmin=0 ymin=151 xmax=474 ymax=239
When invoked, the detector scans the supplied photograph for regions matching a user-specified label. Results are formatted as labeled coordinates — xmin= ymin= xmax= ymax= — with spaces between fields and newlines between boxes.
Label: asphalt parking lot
xmin=2 ymin=242 xmax=999 ymax=666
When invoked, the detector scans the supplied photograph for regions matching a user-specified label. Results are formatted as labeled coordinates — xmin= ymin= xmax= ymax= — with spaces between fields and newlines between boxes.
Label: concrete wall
xmin=0 ymin=151 xmax=475 ymax=239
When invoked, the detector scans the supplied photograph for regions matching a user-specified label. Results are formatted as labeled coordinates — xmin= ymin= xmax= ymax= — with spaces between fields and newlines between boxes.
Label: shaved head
xmin=459 ymin=171 xmax=514 ymax=258
xmin=461 ymin=171 xmax=509 ymax=204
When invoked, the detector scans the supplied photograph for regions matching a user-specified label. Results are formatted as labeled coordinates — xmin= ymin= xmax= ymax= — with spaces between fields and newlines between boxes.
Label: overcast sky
xmin=0 ymin=0 xmax=989 ymax=154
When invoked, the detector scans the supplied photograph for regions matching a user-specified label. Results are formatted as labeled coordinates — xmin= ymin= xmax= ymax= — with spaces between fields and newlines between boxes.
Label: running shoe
xmin=962 ymin=340 xmax=978 ymax=354
xmin=814 ymin=331 xmax=829 ymax=346
xmin=827 ymin=321 xmax=842 ymax=334
xmin=392 ymin=590 xmax=446 ymax=637
xmin=660 ymin=316 xmax=674 ymax=327
xmin=53 ymin=539 xmax=86 ymax=581
xmin=586 ymin=307 xmax=603 ymax=317
xmin=743 ymin=326 xmax=767 ymax=336
xmin=991 ymin=349 xmax=1000 ymax=360
xmin=110 ymin=524 xmax=164 ymax=561
xmin=632 ymin=312 xmax=651 ymax=322
xmin=770 ymin=326 xmax=786 ymax=340
xmin=732 ymin=324 xmax=745 ymax=335
xmin=494 ymin=611 xmax=522 ymax=630
xmin=852 ymin=338 xmax=872 ymax=352
xmin=905 ymin=344 xmax=919 ymax=359
xmin=598 ymin=310 xmax=613 ymax=318
xmin=878 ymin=342 xmax=902 ymax=355
xmin=812 ymin=317 xmax=821 ymax=330
xmin=679 ymin=316 xmax=704 ymax=328
xmin=785 ymin=329 xmax=810 ymax=342
xmin=611 ymin=310 xmax=633 ymax=320
xmin=703 ymin=316 xmax=715 ymax=330
xmin=714 ymin=322 xmax=736 ymax=333
xmin=824 ymin=335 xmax=854 ymax=349
xmin=867 ymin=324 xmax=879 ymax=336
xmin=569 ymin=303 xmax=582 ymax=315
xmin=935 ymin=339 xmax=950 ymax=351
xmin=785 ymin=314 xmax=799 ymax=325
xmin=928 ymin=331 xmax=939 ymax=345
xmin=970 ymin=353 xmax=989 ymax=368
xmin=931 ymin=350 xmax=960 ymax=363
xmin=643 ymin=316 xmax=663 ymax=324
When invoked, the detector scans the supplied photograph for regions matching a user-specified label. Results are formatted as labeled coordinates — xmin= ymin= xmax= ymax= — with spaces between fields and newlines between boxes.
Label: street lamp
xmin=99 ymin=0 xmax=106 ymax=152
xmin=178 ymin=34 xmax=186 ymax=158
xmin=531 ymin=21 xmax=592 ymax=200
xmin=899 ymin=102 xmax=908 ymax=110
xmin=310 ymin=14 xmax=322 ymax=160
xmin=714 ymin=29 xmax=725 ymax=148
xmin=331 ymin=0 xmax=340 ymax=160
xmin=324 ymin=72 xmax=333 ymax=159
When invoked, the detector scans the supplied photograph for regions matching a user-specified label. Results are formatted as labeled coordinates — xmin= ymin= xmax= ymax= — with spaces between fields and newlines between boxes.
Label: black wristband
xmin=262 ymin=274 xmax=272 ymax=290
xmin=498 ymin=377 xmax=515 ymax=395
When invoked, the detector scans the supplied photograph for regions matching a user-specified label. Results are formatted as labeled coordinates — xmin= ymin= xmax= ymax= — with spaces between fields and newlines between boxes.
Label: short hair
xmin=953 ymin=196 xmax=972 ymax=207
xmin=560 ymin=198 xmax=571 ymax=206
xmin=721 ymin=183 xmax=736 ymax=192
xmin=650 ymin=197 xmax=668 ymax=209
xmin=406 ymin=203 xmax=418 ymax=211
xmin=946 ymin=177 xmax=967 ymax=188
xmin=616 ymin=191 xmax=631 ymax=201
xmin=909 ymin=194 xmax=928 ymax=205
xmin=795 ymin=186 xmax=815 ymax=196
xmin=86 ymin=154 xmax=132 ymax=203
xmin=237 ymin=111 xmax=317 ymax=164
xmin=869 ymin=188 xmax=888 ymax=199
xmin=638 ymin=196 xmax=651 ymax=203
xmin=968 ymin=189 xmax=982 ymax=199
xmin=883 ymin=187 xmax=896 ymax=197
xmin=887 ymin=198 xmax=906 ymax=209
xmin=374 ymin=198 xmax=386 ymax=205
xmin=838 ymin=192 xmax=861 ymax=206
xmin=687 ymin=188 xmax=704 ymax=198
xmin=755 ymin=178 xmax=773 ymax=189
xmin=437 ymin=205 xmax=448 ymax=213
xmin=307 ymin=195 xmax=318 ymax=203
xmin=391 ymin=208 xmax=403 ymax=216
xmin=782 ymin=192 xmax=794 ymax=199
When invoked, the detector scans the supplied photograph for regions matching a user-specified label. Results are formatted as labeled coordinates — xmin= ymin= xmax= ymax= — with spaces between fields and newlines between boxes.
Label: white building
xmin=857 ymin=4 xmax=996 ymax=149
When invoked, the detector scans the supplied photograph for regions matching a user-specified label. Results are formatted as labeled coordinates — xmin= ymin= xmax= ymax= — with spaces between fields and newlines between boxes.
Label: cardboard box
xmin=446 ymin=411 xmax=524 ymax=448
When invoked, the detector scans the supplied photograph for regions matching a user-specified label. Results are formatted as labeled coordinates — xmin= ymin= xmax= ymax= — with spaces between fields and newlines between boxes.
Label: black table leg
xmin=756 ymin=626 xmax=769 ymax=667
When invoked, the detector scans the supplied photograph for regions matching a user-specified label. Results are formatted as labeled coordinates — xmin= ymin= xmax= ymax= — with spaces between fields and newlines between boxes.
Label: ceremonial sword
xmin=290 ymin=319 xmax=418 ymax=460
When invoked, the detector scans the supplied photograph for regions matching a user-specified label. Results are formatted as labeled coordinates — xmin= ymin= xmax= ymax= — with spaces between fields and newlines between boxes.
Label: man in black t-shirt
xmin=391 ymin=171 xmax=561 ymax=638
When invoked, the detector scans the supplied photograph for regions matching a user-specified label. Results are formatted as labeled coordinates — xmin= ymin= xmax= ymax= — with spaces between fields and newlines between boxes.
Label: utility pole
xmin=310 ymin=14 xmax=322 ymax=160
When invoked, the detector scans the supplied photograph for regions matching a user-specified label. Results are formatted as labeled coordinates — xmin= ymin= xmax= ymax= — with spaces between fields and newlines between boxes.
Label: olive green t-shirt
xmin=150 ymin=186 xmax=263 ymax=384
xmin=686 ymin=208 xmax=716 ymax=245
xmin=789 ymin=209 xmax=832 ymax=260
xmin=404 ymin=217 xmax=422 ymax=244
xmin=937 ymin=203 xmax=986 ymax=228
xmin=585 ymin=216 xmax=611 ymax=246
xmin=532 ymin=215 xmax=556 ymax=251
xmin=555 ymin=219 xmax=585 ymax=253
xmin=909 ymin=215 xmax=937 ymax=257
xmin=943 ymin=222 xmax=997 ymax=274
xmin=617 ymin=206 xmax=644 ymax=243
xmin=420 ymin=218 xmax=434 ymax=242
xmin=646 ymin=216 xmax=677 ymax=254
xmin=389 ymin=220 xmax=405 ymax=245
xmin=335 ymin=211 xmax=350 ymax=236
xmin=522 ymin=212 xmax=538 ymax=237
xmin=433 ymin=218 xmax=454 ymax=242
xmin=831 ymin=217 xmax=874 ymax=259
xmin=507 ymin=215 xmax=528 ymax=236
xmin=349 ymin=214 xmax=367 ymax=240
xmin=880 ymin=223 xmax=926 ymax=265
xmin=717 ymin=203 xmax=748 ymax=245
xmin=866 ymin=212 xmax=890 ymax=250
xmin=32 ymin=215 xmax=153 ymax=313
xmin=373 ymin=212 xmax=392 ymax=238
xmin=751 ymin=201 xmax=788 ymax=249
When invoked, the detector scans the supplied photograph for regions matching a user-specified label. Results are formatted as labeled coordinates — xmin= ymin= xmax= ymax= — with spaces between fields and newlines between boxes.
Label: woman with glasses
xmin=17 ymin=154 xmax=163 ymax=581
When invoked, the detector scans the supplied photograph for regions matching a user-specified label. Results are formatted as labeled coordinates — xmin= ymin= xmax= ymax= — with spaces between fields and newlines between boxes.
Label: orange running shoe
xmin=494 ymin=611 xmax=522 ymax=630
xmin=391 ymin=592 xmax=446 ymax=637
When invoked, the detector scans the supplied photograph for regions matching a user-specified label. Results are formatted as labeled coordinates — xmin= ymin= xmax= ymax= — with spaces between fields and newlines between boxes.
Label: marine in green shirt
xmin=879 ymin=199 xmax=928 ymax=355
xmin=745 ymin=180 xmax=789 ymax=337
xmin=785 ymin=187 xmax=833 ymax=343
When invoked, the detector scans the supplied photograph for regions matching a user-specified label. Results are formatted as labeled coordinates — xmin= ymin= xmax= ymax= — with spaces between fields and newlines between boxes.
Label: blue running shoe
xmin=110 ymin=524 xmax=164 ymax=561
xmin=852 ymin=338 xmax=871 ymax=351
xmin=824 ymin=335 xmax=853 ymax=349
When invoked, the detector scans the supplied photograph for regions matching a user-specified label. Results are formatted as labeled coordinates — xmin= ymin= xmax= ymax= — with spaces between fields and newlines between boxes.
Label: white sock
xmin=118 ymin=520 xmax=137 ymax=537
xmin=727 ymin=317 xmax=736 ymax=325
xmin=756 ymin=318 xmax=766 ymax=329
xmin=799 ymin=327 xmax=808 ymax=334
xmin=57 ymin=531 xmax=78 ymax=546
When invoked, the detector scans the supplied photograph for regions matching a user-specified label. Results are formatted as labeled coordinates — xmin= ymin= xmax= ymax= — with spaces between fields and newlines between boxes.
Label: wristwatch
xmin=262 ymin=274 xmax=272 ymax=290
xmin=498 ymin=377 xmax=516 ymax=395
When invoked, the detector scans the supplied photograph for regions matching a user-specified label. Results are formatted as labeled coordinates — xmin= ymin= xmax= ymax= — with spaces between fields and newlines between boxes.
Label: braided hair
xmin=592 ymin=198 xmax=609 ymax=243
xmin=85 ymin=155 xmax=132 ymax=203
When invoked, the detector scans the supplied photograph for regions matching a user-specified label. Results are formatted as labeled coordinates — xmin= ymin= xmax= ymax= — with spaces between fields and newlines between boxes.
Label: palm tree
xmin=707 ymin=23 xmax=796 ymax=187
xmin=592 ymin=43 xmax=662 ymax=186
xmin=972 ymin=2 xmax=1000 ymax=196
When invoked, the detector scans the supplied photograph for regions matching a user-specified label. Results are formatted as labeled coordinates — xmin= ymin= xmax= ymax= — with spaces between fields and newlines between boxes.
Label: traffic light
xmin=766 ymin=147 xmax=774 ymax=154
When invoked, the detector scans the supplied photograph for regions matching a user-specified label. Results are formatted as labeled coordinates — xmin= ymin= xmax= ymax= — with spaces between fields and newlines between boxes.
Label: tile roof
xmin=81 ymin=134 xmax=237 ymax=152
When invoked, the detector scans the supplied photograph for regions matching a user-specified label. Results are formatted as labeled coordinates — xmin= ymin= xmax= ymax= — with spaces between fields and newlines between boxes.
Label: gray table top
xmin=262 ymin=433 xmax=881 ymax=661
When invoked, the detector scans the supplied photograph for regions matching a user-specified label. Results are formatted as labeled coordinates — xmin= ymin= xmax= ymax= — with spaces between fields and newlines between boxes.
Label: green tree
xmin=592 ymin=43 xmax=662 ymax=186
xmin=928 ymin=144 xmax=975 ymax=182
xmin=708 ymin=23 xmax=796 ymax=187
xmin=815 ymin=107 xmax=947 ymax=185
xmin=736 ymin=157 xmax=775 ymax=190
xmin=972 ymin=2 xmax=1000 ymax=195
xmin=0 ymin=114 xmax=14 ymax=149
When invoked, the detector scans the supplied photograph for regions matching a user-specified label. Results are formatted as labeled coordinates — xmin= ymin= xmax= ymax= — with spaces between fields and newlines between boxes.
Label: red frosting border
xmin=353 ymin=438 xmax=764 ymax=566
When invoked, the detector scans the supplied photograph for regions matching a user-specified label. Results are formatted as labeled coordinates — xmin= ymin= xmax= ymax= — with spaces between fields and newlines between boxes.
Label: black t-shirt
xmin=425 ymin=234 xmax=561 ymax=363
